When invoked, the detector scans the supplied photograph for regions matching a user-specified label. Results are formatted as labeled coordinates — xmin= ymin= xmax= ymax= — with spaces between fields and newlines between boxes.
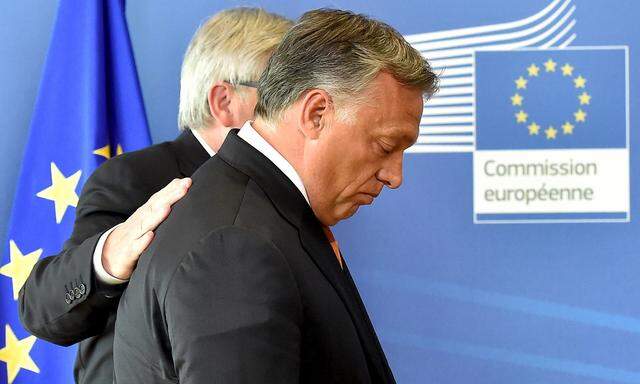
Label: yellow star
xmin=36 ymin=163 xmax=82 ymax=224
xmin=511 ymin=93 xmax=523 ymax=106
xmin=0 ymin=324 xmax=39 ymax=383
xmin=528 ymin=122 xmax=540 ymax=135
xmin=574 ymin=75 xmax=587 ymax=88
xmin=544 ymin=59 xmax=557 ymax=72
xmin=574 ymin=109 xmax=587 ymax=122
xmin=545 ymin=126 xmax=558 ymax=140
xmin=561 ymin=63 xmax=574 ymax=76
xmin=578 ymin=91 xmax=591 ymax=105
xmin=0 ymin=241 xmax=42 ymax=300
xmin=93 ymin=145 xmax=111 ymax=159
xmin=515 ymin=76 xmax=528 ymax=89
xmin=515 ymin=110 xmax=528 ymax=123
xmin=527 ymin=63 xmax=540 ymax=77
xmin=93 ymin=144 xmax=124 ymax=159
xmin=562 ymin=121 xmax=575 ymax=135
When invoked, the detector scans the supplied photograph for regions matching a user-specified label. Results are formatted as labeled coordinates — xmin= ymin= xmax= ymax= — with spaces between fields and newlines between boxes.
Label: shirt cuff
xmin=93 ymin=224 xmax=129 ymax=285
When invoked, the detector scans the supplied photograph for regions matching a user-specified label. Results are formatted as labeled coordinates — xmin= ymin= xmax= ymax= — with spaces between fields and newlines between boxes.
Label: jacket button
xmin=74 ymin=286 xmax=82 ymax=299
xmin=79 ymin=283 xmax=86 ymax=295
xmin=65 ymin=292 xmax=73 ymax=304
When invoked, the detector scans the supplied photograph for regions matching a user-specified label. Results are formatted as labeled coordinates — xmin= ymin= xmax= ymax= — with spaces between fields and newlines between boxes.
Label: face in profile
xmin=304 ymin=72 xmax=424 ymax=226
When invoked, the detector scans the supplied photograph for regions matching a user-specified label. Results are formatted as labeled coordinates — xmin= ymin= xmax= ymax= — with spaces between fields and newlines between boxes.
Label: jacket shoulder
xmin=94 ymin=140 xmax=179 ymax=180
xmin=85 ymin=141 xmax=182 ymax=194
xmin=75 ymin=140 xmax=183 ymax=225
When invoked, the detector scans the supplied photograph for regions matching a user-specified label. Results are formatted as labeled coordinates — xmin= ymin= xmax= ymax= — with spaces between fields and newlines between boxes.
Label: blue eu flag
xmin=475 ymin=48 xmax=627 ymax=150
xmin=0 ymin=1 xmax=150 ymax=382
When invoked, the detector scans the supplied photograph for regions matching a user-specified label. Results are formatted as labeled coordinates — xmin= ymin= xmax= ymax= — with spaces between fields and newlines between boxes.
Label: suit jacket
xmin=18 ymin=130 xmax=209 ymax=384
xmin=113 ymin=130 xmax=396 ymax=384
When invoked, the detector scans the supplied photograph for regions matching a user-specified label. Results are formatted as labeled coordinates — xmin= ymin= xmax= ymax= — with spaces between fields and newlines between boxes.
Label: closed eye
xmin=378 ymin=141 xmax=392 ymax=155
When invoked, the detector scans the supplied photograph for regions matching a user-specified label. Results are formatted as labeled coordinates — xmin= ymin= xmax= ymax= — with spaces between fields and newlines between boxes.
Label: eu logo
xmin=475 ymin=48 xmax=627 ymax=150
xmin=473 ymin=47 xmax=629 ymax=223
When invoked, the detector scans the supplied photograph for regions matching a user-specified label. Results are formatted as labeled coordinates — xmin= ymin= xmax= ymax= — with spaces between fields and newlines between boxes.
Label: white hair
xmin=178 ymin=8 xmax=292 ymax=130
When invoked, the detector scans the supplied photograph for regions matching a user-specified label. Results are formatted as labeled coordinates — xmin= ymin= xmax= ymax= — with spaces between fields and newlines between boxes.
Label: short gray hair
xmin=178 ymin=8 xmax=292 ymax=130
xmin=254 ymin=9 xmax=438 ymax=123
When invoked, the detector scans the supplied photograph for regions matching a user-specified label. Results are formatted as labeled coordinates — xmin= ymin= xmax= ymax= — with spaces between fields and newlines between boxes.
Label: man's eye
xmin=378 ymin=143 xmax=392 ymax=155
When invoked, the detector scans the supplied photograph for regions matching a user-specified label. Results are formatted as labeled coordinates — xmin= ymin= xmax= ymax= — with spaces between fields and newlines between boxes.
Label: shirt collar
xmin=191 ymin=129 xmax=216 ymax=157
xmin=237 ymin=121 xmax=310 ymax=205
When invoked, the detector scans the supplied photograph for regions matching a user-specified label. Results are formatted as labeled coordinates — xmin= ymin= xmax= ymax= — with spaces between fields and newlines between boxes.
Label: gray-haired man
xmin=113 ymin=8 xmax=438 ymax=384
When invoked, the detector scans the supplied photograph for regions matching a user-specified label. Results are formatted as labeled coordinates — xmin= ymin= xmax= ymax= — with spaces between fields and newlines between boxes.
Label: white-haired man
xmin=19 ymin=8 xmax=292 ymax=384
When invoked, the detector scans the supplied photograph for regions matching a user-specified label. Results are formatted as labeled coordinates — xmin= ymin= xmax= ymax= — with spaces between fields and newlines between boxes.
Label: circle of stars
xmin=510 ymin=58 xmax=591 ymax=140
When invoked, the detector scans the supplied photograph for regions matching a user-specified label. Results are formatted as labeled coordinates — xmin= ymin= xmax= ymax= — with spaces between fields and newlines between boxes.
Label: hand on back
xmin=102 ymin=178 xmax=192 ymax=280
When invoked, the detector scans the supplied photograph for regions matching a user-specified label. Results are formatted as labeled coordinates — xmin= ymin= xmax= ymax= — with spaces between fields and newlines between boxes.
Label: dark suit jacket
xmin=18 ymin=130 xmax=209 ymax=384
xmin=113 ymin=130 xmax=396 ymax=384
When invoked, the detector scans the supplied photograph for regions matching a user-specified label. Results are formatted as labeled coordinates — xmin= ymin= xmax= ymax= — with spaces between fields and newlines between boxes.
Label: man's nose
xmin=376 ymin=153 xmax=403 ymax=189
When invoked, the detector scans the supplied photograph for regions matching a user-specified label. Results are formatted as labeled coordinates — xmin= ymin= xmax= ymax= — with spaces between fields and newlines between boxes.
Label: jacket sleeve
xmin=18 ymin=155 xmax=153 ymax=345
xmin=164 ymin=226 xmax=303 ymax=383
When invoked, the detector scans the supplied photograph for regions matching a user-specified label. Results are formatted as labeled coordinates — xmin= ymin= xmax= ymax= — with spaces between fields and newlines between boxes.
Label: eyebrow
xmin=384 ymin=129 xmax=418 ymax=148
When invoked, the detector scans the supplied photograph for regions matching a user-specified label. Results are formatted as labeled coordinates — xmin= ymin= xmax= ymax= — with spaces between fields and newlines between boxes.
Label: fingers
xmin=136 ymin=178 xmax=191 ymax=237
xmin=157 ymin=178 xmax=192 ymax=205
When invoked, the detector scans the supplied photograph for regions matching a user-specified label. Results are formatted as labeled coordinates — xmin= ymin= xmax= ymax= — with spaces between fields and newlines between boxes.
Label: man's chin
xmin=335 ymin=203 xmax=360 ymax=222
xmin=325 ymin=201 xmax=365 ymax=225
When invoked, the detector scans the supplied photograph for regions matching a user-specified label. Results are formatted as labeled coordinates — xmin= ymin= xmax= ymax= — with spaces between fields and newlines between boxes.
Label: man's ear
xmin=298 ymin=89 xmax=331 ymax=140
xmin=207 ymin=81 xmax=235 ymax=127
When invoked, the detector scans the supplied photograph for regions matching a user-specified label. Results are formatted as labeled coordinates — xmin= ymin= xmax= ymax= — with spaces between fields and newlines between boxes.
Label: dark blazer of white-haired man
xmin=19 ymin=8 xmax=292 ymax=383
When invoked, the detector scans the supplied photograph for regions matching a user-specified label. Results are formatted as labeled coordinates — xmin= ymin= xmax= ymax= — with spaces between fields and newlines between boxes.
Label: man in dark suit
xmin=18 ymin=8 xmax=292 ymax=384
xmin=113 ymin=9 xmax=438 ymax=384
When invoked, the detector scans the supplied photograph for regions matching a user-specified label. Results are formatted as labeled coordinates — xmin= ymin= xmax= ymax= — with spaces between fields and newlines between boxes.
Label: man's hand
xmin=102 ymin=178 xmax=192 ymax=280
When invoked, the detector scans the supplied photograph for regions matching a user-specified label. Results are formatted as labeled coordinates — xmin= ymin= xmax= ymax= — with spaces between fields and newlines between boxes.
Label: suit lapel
xmin=298 ymin=213 xmax=392 ymax=384
xmin=342 ymin=263 xmax=396 ymax=383
xmin=218 ymin=131 xmax=392 ymax=383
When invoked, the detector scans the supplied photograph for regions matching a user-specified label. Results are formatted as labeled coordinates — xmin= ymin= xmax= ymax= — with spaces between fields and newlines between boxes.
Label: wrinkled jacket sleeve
xmin=18 ymin=156 xmax=151 ymax=345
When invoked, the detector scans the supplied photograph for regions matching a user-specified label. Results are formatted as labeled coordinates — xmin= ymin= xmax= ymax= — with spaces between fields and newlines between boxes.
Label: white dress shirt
xmin=238 ymin=121 xmax=310 ymax=205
